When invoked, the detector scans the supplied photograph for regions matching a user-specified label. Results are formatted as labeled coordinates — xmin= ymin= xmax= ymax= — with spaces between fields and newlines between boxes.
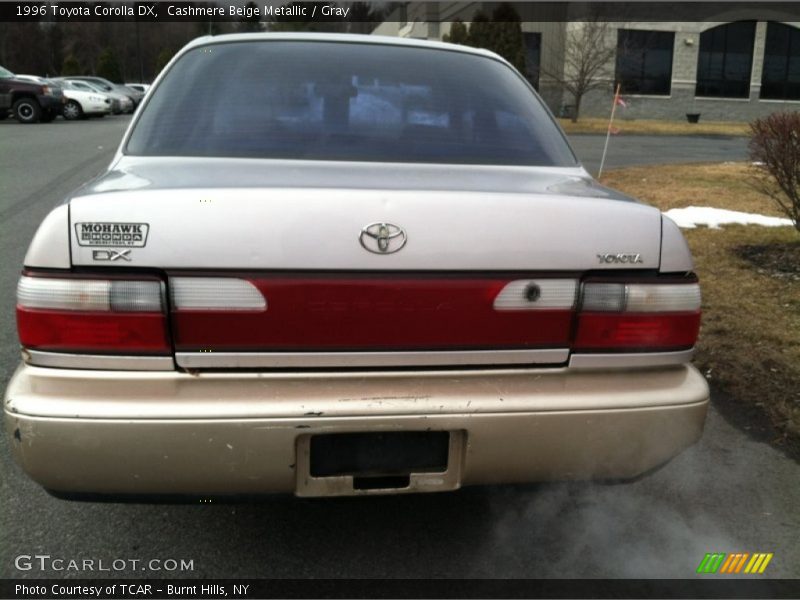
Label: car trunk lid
xmin=68 ymin=186 xmax=661 ymax=271
xmin=66 ymin=178 xmax=665 ymax=367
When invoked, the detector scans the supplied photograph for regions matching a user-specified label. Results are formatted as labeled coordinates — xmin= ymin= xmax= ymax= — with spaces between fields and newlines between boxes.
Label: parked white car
xmin=57 ymin=78 xmax=132 ymax=114
xmin=70 ymin=76 xmax=142 ymax=110
xmin=53 ymin=79 xmax=112 ymax=119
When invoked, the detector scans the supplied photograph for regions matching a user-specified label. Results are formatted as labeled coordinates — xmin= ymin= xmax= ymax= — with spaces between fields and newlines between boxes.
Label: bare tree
xmin=541 ymin=19 xmax=616 ymax=122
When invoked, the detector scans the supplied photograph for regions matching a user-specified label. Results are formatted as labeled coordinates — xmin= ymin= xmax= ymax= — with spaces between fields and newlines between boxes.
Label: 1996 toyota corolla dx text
xmin=5 ymin=33 xmax=709 ymax=499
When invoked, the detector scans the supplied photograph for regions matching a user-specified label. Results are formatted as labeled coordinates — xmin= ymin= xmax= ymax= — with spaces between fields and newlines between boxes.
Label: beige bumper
xmin=4 ymin=363 xmax=709 ymax=496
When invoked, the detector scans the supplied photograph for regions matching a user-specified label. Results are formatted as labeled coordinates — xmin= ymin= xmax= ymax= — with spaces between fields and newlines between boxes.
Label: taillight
xmin=16 ymin=273 xmax=170 ymax=354
xmin=574 ymin=281 xmax=701 ymax=352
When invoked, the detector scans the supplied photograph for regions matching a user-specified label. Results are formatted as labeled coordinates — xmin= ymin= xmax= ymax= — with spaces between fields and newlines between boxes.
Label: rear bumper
xmin=4 ymin=363 xmax=709 ymax=497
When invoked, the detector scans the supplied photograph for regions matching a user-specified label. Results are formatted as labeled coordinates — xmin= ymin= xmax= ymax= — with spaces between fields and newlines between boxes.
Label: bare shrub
xmin=749 ymin=112 xmax=800 ymax=233
xmin=540 ymin=19 xmax=617 ymax=123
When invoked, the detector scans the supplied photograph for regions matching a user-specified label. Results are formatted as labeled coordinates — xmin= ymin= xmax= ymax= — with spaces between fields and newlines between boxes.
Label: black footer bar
xmin=3 ymin=578 xmax=800 ymax=599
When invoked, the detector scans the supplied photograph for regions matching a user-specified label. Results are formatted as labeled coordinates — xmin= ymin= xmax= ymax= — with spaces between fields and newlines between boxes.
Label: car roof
xmin=72 ymin=76 xmax=115 ymax=83
xmin=183 ymin=32 xmax=507 ymax=65
xmin=63 ymin=79 xmax=101 ymax=87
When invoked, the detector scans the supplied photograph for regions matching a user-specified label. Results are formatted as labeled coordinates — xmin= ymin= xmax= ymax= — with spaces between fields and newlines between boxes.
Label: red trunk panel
xmin=171 ymin=276 xmax=574 ymax=351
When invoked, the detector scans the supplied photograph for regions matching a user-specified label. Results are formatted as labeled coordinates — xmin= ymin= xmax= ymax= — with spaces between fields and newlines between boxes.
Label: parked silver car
xmin=5 ymin=33 xmax=708 ymax=499
xmin=125 ymin=83 xmax=151 ymax=95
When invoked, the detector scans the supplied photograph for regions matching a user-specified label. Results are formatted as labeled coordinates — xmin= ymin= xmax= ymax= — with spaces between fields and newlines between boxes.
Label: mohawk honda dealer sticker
xmin=75 ymin=222 xmax=150 ymax=247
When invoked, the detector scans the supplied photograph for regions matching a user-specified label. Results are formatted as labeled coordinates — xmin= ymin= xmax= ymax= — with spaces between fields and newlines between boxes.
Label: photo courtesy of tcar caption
xmin=14 ymin=583 xmax=252 ymax=597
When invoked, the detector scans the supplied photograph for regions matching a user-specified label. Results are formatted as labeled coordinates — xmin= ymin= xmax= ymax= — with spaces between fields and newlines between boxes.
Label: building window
xmin=761 ymin=22 xmax=800 ymax=100
xmin=523 ymin=32 xmax=541 ymax=89
xmin=696 ymin=21 xmax=756 ymax=98
xmin=615 ymin=29 xmax=674 ymax=95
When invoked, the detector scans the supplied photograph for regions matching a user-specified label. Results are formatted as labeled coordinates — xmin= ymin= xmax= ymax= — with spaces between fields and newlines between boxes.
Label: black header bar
xmin=1 ymin=2 xmax=800 ymax=23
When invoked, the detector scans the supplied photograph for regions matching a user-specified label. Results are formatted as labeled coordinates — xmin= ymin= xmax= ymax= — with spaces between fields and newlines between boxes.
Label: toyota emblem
xmin=359 ymin=222 xmax=407 ymax=254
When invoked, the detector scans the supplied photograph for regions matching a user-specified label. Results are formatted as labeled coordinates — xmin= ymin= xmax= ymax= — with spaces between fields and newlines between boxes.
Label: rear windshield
xmin=126 ymin=40 xmax=577 ymax=167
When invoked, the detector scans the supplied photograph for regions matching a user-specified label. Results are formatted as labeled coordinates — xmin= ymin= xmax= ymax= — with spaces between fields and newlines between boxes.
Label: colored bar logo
xmin=697 ymin=553 xmax=773 ymax=574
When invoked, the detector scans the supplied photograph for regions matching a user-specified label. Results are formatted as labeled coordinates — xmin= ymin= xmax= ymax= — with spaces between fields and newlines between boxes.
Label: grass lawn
xmin=559 ymin=117 xmax=750 ymax=137
xmin=601 ymin=163 xmax=800 ymax=456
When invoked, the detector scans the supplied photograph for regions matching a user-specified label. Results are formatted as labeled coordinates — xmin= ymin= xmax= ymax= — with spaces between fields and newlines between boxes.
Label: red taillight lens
xmin=16 ymin=274 xmax=170 ymax=354
xmin=574 ymin=313 xmax=701 ymax=351
xmin=574 ymin=281 xmax=701 ymax=352
xmin=17 ymin=310 xmax=169 ymax=353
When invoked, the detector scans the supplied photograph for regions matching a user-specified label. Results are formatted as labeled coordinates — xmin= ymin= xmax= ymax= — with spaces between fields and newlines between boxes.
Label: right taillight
xmin=574 ymin=281 xmax=701 ymax=352
xmin=16 ymin=273 xmax=170 ymax=354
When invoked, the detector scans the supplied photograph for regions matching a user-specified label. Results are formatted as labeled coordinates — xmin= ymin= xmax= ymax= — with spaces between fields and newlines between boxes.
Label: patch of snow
xmin=664 ymin=206 xmax=794 ymax=229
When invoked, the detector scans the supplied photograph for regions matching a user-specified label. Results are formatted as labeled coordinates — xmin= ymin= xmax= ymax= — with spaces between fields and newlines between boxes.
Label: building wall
xmin=374 ymin=5 xmax=800 ymax=121
xmin=522 ymin=21 xmax=567 ymax=111
xmin=578 ymin=21 xmax=800 ymax=121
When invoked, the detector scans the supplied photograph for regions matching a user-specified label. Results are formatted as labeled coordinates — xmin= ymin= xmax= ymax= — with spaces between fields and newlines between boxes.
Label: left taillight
xmin=16 ymin=273 xmax=170 ymax=354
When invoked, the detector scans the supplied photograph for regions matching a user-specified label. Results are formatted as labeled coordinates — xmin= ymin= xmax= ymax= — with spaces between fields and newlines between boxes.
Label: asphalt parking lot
xmin=0 ymin=117 xmax=796 ymax=580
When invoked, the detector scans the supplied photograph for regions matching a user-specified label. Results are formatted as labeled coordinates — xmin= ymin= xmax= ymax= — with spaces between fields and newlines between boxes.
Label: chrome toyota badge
xmin=359 ymin=222 xmax=407 ymax=254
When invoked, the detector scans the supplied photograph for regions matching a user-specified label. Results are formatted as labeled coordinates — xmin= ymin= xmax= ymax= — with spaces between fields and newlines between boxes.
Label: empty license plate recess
xmin=296 ymin=431 xmax=465 ymax=496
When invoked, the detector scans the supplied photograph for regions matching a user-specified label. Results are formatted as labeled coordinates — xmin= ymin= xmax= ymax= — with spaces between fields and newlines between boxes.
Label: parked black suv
xmin=0 ymin=66 xmax=64 ymax=123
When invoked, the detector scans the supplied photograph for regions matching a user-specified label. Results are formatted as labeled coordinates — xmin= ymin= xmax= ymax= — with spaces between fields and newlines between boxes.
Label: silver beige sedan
xmin=5 ymin=33 xmax=708 ymax=499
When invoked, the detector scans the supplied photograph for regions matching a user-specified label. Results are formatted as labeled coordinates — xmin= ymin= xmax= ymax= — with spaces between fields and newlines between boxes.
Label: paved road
xmin=569 ymin=133 xmax=749 ymax=174
xmin=1 ymin=118 xmax=797 ymax=581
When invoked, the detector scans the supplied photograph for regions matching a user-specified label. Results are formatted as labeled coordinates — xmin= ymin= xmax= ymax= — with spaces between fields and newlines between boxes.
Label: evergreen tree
xmin=61 ymin=54 xmax=81 ymax=76
xmin=445 ymin=6 xmax=526 ymax=75
xmin=96 ymin=47 xmax=122 ymax=82
xmin=236 ymin=2 xmax=262 ymax=32
xmin=154 ymin=48 xmax=174 ymax=74
xmin=443 ymin=20 xmax=469 ymax=44
xmin=467 ymin=12 xmax=492 ymax=48
xmin=488 ymin=3 xmax=526 ymax=74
